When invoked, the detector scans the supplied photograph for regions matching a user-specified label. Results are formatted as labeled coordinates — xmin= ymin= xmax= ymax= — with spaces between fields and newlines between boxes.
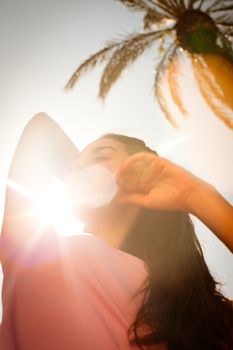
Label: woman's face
xmin=69 ymin=137 xmax=129 ymax=174
xmin=64 ymin=137 xmax=131 ymax=221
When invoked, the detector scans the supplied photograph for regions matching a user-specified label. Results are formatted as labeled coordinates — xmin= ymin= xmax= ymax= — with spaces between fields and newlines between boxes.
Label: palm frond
xmin=189 ymin=0 xmax=196 ymax=7
xmin=179 ymin=0 xmax=186 ymax=9
xmin=154 ymin=43 xmax=180 ymax=127
xmin=211 ymin=5 xmax=233 ymax=14
xmin=173 ymin=0 xmax=183 ymax=10
xmin=193 ymin=0 xmax=202 ymax=7
xmin=143 ymin=0 xmax=182 ymax=14
xmin=167 ymin=52 xmax=188 ymax=116
xmin=206 ymin=0 xmax=233 ymax=14
xmin=197 ymin=0 xmax=206 ymax=10
xmin=163 ymin=0 xmax=178 ymax=6
xmin=118 ymin=0 xmax=174 ymax=13
xmin=151 ymin=0 xmax=180 ymax=17
xmin=173 ymin=0 xmax=186 ymax=10
xmin=222 ymin=28 xmax=233 ymax=38
xmin=143 ymin=10 xmax=168 ymax=30
xmin=99 ymin=30 xmax=172 ymax=99
xmin=155 ymin=0 xmax=181 ymax=9
xmin=215 ymin=14 xmax=233 ymax=25
xmin=64 ymin=42 xmax=119 ymax=90
xmin=222 ymin=34 xmax=233 ymax=60
xmin=205 ymin=0 xmax=222 ymax=14
xmin=188 ymin=0 xmax=194 ymax=9
xmin=117 ymin=0 xmax=155 ymax=11
xmin=118 ymin=0 xmax=179 ymax=18
xmin=150 ymin=0 xmax=176 ymax=8
xmin=192 ymin=54 xmax=233 ymax=129
xmin=143 ymin=10 xmax=163 ymax=30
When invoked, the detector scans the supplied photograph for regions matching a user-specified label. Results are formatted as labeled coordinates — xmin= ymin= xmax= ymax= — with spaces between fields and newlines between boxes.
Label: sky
xmin=0 ymin=0 xmax=233 ymax=320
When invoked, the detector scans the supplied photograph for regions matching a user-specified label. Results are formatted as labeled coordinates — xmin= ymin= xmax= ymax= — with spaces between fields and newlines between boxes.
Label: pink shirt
xmin=0 ymin=230 xmax=167 ymax=350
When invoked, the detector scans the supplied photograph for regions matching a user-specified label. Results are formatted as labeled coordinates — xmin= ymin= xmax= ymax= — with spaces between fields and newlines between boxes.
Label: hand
xmin=116 ymin=152 xmax=207 ymax=212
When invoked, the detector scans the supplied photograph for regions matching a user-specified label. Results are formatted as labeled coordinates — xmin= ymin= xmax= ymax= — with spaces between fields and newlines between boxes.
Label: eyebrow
xmin=93 ymin=146 xmax=117 ymax=153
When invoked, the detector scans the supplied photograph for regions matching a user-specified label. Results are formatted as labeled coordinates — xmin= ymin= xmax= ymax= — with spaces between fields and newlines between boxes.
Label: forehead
xmin=81 ymin=137 xmax=127 ymax=155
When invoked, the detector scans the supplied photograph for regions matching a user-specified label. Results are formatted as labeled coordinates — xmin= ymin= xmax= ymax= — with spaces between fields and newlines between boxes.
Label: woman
xmin=0 ymin=112 xmax=232 ymax=349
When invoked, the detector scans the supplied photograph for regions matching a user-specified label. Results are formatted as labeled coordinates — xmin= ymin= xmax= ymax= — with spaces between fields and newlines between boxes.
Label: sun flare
xmin=36 ymin=176 xmax=84 ymax=236
xmin=5 ymin=176 xmax=84 ymax=237
xmin=4 ymin=165 xmax=119 ymax=237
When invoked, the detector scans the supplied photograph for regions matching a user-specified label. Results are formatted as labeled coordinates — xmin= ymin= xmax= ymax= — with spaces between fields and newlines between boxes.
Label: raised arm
xmin=1 ymin=112 xmax=79 ymax=237
xmin=184 ymin=183 xmax=233 ymax=253
xmin=117 ymin=152 xmax=233 ymax=253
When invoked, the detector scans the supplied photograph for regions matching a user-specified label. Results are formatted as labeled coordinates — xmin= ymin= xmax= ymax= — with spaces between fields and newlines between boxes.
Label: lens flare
xmin=66 ymin=164 xmax=118 ymax=209
xmin=36 ymin=176 xmax=84 ymax=236
xmin=157 ymin=134 xmax=191 ymax=155
xmin=5 ymin=176 xmax=84 ymax=237
xmin=4 ymin=165 xmax=118 ymax=237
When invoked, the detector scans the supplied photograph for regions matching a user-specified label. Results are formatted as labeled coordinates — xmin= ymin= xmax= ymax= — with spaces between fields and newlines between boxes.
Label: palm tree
xmin=64 ymin=0 xmax=233 ymax=129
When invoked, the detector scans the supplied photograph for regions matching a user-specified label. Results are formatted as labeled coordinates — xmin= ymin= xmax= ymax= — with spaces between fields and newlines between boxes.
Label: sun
xmin=5 ymin=164 xmax=119 ymax=238
xmin=36 ymin=176 xmax=84 ymax=236
xmin=5 ymin=176 xmax=84 ymax=237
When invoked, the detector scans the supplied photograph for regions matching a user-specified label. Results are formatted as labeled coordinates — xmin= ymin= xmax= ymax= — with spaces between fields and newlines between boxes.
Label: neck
xmin=84 ymin=205 xmax=140 ymax=249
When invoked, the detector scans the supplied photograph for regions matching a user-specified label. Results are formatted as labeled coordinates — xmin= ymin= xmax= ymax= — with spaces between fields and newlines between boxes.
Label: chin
xmin=73 ymin=199 xmax=125 ymax=225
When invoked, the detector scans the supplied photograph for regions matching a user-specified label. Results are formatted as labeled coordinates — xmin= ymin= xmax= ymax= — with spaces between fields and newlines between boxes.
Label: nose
xmin=62 ymin=156 xmax=91 ymax=184
xmin=68 ymin=155 xmax=87 ymax=170
xmin=69 ymin=159 xmax=89 ymax=172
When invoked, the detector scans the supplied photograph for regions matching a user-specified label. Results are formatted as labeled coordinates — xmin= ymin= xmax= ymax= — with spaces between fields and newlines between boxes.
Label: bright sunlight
xmin=6 ymin=176 xmax=84 ymax=237
xmin=36 ymin=176 xmax=84 ymax=236
xmin=4 ymin=164 xmax=119 ymax=237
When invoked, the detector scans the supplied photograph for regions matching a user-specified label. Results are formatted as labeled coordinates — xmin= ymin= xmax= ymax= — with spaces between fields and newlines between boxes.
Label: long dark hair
xmin=101 ymin=133 xmax=233 ymax=350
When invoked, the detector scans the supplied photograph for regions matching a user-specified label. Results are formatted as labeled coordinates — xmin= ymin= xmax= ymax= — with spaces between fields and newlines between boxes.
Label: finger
xmin=117 ymin=156 xmax=155 ymax=183
xmin=117 ymin=171 xmax=153 ymax=195
xmin=118 ymin=161 xmax=148 ymax=180
xmin=117 ymin=193 xmax=152 ymax=208
xmin=137 ymin=160 xmax=159 ymax=186
xmin=119 ymin=152 xmax=158 ymax=173
xmin=117 ymin=172 xmax=142 ymax=188
xmin=118 ymin=157 xmax=162 ymax=192
xmin=119 ymin=154 xmax=164 ymax=181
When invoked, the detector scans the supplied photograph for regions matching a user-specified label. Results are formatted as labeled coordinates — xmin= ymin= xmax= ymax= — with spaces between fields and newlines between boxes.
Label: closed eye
xmin=95 ymin=157 xmax=110 ymax=161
